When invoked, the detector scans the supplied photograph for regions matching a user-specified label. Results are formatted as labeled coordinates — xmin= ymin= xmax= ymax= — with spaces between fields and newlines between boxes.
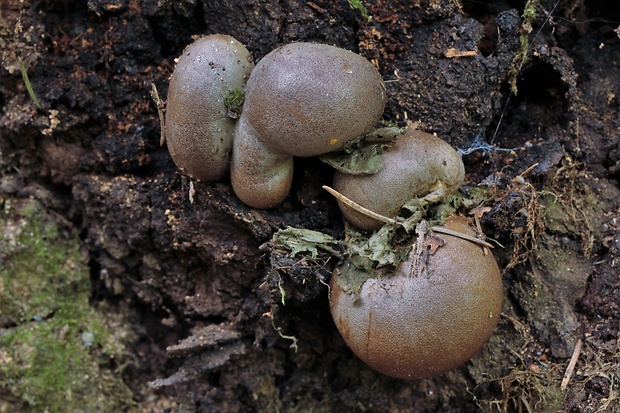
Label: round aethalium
xmin=329 ymin=216 xmax=503 ymax=380
xmin=231 ymin=42 xmax=386 ymax=209
xmin=165 ymin=34 xmax=254 ymax=182
xmin=333 ymin=129 xmax=465 ymax=231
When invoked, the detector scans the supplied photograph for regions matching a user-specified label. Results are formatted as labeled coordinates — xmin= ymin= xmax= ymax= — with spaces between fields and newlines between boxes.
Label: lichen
xmin=0 ymin=198 xmax=134 ymax=413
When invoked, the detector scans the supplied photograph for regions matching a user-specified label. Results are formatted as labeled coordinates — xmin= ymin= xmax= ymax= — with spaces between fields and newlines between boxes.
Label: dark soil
xmin=1 ymin=0 xmax=619 ymax=412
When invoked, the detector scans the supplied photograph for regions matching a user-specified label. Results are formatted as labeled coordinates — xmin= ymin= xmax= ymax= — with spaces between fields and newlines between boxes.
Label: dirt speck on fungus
xmin=1 ymin=0 xmax=619 ymax=411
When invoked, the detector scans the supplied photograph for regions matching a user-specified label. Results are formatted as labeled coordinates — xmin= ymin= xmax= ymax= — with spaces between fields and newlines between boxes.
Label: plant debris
xmin=166 ymin=322 xmax=243 ymax=358
xmin=271 ymin=226 xmax=340 ymax=258
xmin=149 ymin=341 xmax=248 ymax=389
xmin=275 ymin=190 xmax=476 ymax=297
xmin=319 ymin=127 xmax=403 ymax=175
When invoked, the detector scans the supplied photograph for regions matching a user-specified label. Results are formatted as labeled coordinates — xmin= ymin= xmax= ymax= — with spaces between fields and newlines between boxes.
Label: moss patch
xmin=0 ymin=198 xmax=134 ymax=412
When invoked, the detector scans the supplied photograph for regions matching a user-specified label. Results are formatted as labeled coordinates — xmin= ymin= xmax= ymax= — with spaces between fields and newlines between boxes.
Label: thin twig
xmin=521 ymin=395 xmax=534 ymax=413
xmin=519 ymin=162 xmax=540 ymax=178
xmin=561 ymin=338 xmax=582 ymax=391
xmin=322 ymin=185 xmax=398 ymax=225
xmin=430 ymin=226 xmax=495 ymax=249
xmin=150 ymin=83 xmax=166 ymax=146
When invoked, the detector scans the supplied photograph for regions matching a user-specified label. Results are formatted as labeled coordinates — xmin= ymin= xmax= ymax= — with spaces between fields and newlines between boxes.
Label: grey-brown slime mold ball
xmin=329 ymin=215 xmax=503 ymax=380
xmin=333 ymin=129 xmax=465 ymax=231
xmin=165 ymin=34 xmax=254 ymax=182
xmin=231 ymin=42 xmax=386 ymax=209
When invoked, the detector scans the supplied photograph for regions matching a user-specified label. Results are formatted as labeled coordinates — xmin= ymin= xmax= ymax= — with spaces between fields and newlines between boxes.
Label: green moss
xmin=348 ymin=0 xmax=372 ymax=22
xmin=509 ymin=0 xmax=540 ymax=95
xmin=522 ymin=0 xmax=539 ymax=22
xmin=225 ymin=88 xmax=245 ymax=119
xmin=462 ymin=186 xmax=491 ymax=203
xmin=0 ymin=199 xmax=134 ymax=412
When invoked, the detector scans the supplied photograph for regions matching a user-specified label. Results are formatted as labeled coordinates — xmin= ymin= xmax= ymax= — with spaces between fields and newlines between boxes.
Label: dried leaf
xmin=271 ymin=227 xmax=338 ymax=258
xmin=426 ymin=235 xmax=445 ymax=255
xmin=319 ymin=127 xmax=403 ymax=175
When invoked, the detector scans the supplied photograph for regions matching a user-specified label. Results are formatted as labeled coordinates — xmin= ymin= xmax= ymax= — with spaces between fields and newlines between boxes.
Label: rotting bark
xmin=1 ymin=0 xmax=619 ymax=412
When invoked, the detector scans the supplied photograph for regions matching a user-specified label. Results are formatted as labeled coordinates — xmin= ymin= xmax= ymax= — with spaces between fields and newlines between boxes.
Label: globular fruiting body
xmin=333 ymin=129 xmax=465 ymax=231
xmin=165 ymin=35 xmax=254 ymax=182
xmin=239 ymin=43 xmax=386 ymax=157
xmin=329 ymin=216 xmax=503 ymax=380
xmin=231 ymin=42 xmax=386 ymax=208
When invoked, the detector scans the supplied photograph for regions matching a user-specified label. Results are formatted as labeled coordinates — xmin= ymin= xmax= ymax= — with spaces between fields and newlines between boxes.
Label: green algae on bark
xmin=0 ymin=198 xmax=134 ymax=413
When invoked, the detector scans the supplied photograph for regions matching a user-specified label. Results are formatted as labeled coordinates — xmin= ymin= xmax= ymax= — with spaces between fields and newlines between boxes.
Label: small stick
xmin=322 ymin=185 xmax=398 ymax=226
xmin=430 ymin=226 xmax=495 ymax=249
xmin=470 ymin=206 xmax=491 ymax=255
xmin=444 ymin=48 xmax=478 ymax=58
xmin=521 ymin=395 xmax=534 ymax=413
xmin=561 ymin=338 xmax=582 ymax=391
xmin=519 ymin=162 xmax=539 ymax=178
xmin=150 ymin=83 xmax=166 ymax=146
xmin=513 ymin=162 xmax=540 ymax=183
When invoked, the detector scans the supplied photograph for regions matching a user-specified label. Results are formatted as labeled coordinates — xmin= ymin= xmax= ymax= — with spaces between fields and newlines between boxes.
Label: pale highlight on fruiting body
xmin=165 ymin=35 xmax=254 ymax=182
xmin=329 ymin=216 xmax=503 ymax=380
xmin=231 ymin=42 xmax=386 ymax=208
xmin=333 ymin=129 xmax=465 ymax=231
